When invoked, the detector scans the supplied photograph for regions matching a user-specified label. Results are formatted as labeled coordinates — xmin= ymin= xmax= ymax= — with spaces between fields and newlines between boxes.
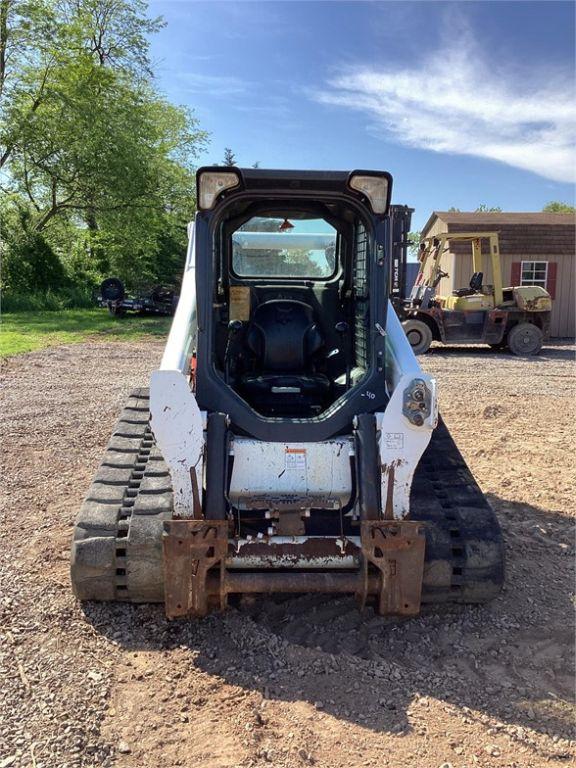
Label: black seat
xmin=240 ymin=300 xmax=330 ymax=414
xmin=452 ymin=271 xmax=483 ymax=297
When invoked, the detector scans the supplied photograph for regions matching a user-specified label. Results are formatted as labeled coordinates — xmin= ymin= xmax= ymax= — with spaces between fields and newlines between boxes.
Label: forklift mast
xmin=388 ymin=205 xmax=414 ymax=305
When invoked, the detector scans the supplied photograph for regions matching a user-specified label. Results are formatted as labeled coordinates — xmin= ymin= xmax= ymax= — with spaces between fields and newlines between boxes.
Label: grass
xmin=1 ymin=308 xmax=171 ymax=357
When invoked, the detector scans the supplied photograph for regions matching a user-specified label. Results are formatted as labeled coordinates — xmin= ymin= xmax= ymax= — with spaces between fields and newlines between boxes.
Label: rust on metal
xmin=164 ymin=522 xmax=425 ymax=617
xmin=228 ymin=536 xmax=359 ymax=569
xmin=206 ymin=571 xmax=381 ymax=595
xmin=275 ymin=510 xmax=306 ymax=536
xmin=359 ymin=520 xmax=426 ymax=615
xmin=382 ymin=463 xmax=396 ymax=520
xmin=163 ymin=519 xmax=228 ymax=618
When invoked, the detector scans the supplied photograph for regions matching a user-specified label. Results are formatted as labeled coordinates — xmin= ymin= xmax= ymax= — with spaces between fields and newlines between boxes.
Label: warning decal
xmin=384 ymin=432 xmax=404 ymax=450
xmin=285 ymin=447 xmax=307 ymax=470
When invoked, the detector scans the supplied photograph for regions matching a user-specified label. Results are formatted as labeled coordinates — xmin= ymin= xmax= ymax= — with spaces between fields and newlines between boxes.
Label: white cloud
xmin=177 ymin=72 xmax=250 ymax=97
xmin=315 ymin=43 xmax=576 ymax=183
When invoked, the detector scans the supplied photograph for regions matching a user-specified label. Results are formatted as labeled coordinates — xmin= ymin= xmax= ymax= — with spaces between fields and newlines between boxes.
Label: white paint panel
xmin=160 ymin=219 xmax=198 ymax=374
xmin=229 ymin=438 xmax=353 ymax=508
xmin=150 ymin=370 xmax=204 ymax=518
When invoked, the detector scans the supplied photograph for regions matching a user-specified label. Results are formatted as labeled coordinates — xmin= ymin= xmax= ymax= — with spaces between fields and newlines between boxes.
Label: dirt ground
xmin=1 ymin=340 xmax=575 ymax=768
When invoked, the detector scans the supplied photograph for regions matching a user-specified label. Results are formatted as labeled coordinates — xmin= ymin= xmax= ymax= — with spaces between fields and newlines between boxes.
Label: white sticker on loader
xmin=384 ymin=432 xmax=405 ymax=450
xmin=285 ymin=448 xmax=307 ymax=470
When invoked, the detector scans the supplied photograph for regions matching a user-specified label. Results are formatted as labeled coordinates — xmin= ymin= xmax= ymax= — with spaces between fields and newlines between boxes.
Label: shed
xmin=421 ymin=212 xmax=575 ymax=338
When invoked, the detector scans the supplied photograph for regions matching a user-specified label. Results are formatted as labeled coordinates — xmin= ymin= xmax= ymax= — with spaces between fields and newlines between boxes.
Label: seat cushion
xmin=245 ymin=300 xmax=324 ymax=373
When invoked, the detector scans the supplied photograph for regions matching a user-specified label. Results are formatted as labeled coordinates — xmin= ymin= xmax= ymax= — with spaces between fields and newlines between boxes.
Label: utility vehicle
xmin=99 ymin=277 xmax=178 ymax=317
xmin=71 ymin=168 xmax=504 ymax=617
xmin=398 ymin=233 xmax=551 ymax=355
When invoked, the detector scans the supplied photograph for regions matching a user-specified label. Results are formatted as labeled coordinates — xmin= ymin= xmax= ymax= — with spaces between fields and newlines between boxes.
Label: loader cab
xmin=193 ymin=167 xmax=392 ymax=440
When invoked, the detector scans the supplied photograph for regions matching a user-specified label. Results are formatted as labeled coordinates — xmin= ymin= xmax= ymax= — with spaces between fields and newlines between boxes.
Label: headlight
xmin=198 ymin=170 xmax=240 ymax=210
xmin=348 ymin=173 xmax=390 ymax=214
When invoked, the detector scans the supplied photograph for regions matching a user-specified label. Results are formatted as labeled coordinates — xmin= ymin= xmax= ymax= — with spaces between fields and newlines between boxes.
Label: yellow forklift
xmin=398 ymin=232 xmax=551 ymax=356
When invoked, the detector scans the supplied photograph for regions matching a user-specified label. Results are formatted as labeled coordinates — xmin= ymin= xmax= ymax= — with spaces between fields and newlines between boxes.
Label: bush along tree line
xmin=0 ymin=0 xmax=209 ymax=311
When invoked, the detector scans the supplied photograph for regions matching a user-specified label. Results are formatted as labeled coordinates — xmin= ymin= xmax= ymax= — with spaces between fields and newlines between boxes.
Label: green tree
xmin=222 ymin=147 xmax=236 ymax=166
xmin=542 ymin=201 xmax=575 ymax=213
xmin=475 ymin=204 xmax=502 ymax=212
xmin=1 ymin=0 xmax=209 ymax=295
xmin=408 ymin=231 xmax=421 ymax=258
xmin=1 ymin=199 xmax=68 ymax=291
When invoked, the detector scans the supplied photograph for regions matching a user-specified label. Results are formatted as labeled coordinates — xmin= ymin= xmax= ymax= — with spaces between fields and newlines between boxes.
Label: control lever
xmin=225 ymin=319 xmax=243 ymax=383
xmin=335 ymin=321 xmax=351 ymax=389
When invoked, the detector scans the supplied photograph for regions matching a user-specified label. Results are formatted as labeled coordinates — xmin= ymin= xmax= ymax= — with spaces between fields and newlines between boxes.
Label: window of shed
xmin=520 ymin=260 xmax=548 ymax=288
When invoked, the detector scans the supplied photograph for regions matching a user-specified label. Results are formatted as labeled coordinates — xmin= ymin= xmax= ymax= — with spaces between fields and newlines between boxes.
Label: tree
xmin=475 ymin=204 xmax=502 ymax=212
xmin=542 ymin=201 xmax=575 ymax=213
xmin=446 ymin=205 xmax=502 ymax=213
xmin=222 ymin=147 xmax=236 ymax=166
xmin=407 ymin=231 xmax=421 ymax=258
xmin=1 ymin=0 xmax=209 ymax=292
xmin=1 ymin=199 xmax=68 ymax=291
xmin=0 ymin=0 xmax=163 ymax=172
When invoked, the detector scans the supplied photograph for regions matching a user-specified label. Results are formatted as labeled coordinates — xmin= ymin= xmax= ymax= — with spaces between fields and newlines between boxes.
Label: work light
xmin=198 ymin=171 xmax=240 ymax=210
xmin=348 ymin=173 xmax=390 ymax=214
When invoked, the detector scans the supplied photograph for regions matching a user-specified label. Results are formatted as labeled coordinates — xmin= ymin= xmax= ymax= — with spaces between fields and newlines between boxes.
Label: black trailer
xmin=99 ymin=277 xmax=178 ymax=317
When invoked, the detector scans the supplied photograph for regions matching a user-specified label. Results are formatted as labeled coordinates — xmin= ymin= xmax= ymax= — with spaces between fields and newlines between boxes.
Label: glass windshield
xmin=232 ymin=216 xmax=337 ymax=278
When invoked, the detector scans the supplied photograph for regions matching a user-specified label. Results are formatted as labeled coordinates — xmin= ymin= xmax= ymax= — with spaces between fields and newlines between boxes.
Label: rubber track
xmin=71 ymin=393 xmax=504 ymax=605
xmin=414 ymin=418 xmax=505 ymax=603
xmin=71 ymin=388 xmax=172 ymax=602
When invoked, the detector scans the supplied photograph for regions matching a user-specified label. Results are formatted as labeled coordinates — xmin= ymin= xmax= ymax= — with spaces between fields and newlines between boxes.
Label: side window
xmin=512 ymin=260 xmax=557 ymax=299
xmin=520 ymin=260 xmax=548 ymax=288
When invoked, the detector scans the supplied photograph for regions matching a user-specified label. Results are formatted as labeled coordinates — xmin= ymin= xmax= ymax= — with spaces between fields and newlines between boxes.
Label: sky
xmin=149 ymin=0 xmax=576 ymax=230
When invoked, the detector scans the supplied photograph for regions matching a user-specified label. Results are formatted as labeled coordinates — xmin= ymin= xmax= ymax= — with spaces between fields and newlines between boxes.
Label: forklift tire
xmin=507 ymin=322 xmax=543 ymax=357
xmin=402 ymin=319 xmax=433 ymax=355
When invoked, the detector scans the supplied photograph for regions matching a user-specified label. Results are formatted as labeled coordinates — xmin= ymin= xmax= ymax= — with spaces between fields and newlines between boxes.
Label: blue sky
xmin=149 ymin=1 xmax=575 ymax=229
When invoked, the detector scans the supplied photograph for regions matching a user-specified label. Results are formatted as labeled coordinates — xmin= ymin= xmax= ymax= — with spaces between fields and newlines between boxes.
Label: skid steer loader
xmin=71 ymin=168 xmax=504 ymax=618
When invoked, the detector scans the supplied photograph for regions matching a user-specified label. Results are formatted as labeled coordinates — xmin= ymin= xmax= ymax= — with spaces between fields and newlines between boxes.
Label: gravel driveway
xmin=1 ymin=340 xmax=574 ymax=768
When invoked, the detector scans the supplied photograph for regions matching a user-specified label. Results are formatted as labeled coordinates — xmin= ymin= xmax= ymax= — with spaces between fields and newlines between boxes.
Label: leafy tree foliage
xmin=446 ymin=205 xmax=502 ymax=213
xmin=407 ymin=231 xmax=421 ymax=258
xmin=2 ymin=200 xmax=68 ymax=291
xmin=0 ymin=0 xmax=208 ymax=301
xmin=475 ymin=204 xmax=502 ymax=212
xmin=542 ymin=201 xmax=575 ymax=213
xmin=222 ymin=147 xmax=237 ymax=166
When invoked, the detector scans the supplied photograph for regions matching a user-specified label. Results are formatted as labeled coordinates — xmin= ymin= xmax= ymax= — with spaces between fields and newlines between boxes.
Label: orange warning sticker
xmin=285 ymin=447 xmax=306 ymax=470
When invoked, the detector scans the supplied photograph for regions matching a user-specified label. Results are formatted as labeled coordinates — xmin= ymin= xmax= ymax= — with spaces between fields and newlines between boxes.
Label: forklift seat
xmin=452 ymin=272 xmax=483 ymax=297
xmin=240 ymin=300 xmax=330 ymax=413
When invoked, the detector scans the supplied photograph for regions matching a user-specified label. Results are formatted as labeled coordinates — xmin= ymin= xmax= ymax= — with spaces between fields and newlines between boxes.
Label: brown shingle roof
xmin=422 ymin=211 xmax=575 ymax=235
xmin=421 ymin=211 xmax=576 ymax=257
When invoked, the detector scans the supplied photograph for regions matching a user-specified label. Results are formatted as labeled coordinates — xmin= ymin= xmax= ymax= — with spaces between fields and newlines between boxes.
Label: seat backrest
xmin=469 ymin=272 xmax=483 ymax=291
xmin=246 ymin=300 xmax=323 ymax=372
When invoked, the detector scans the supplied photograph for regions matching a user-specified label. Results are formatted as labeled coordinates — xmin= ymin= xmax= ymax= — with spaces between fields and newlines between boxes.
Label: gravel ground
xmin=1 ymin=340 xmax=574 ymax=768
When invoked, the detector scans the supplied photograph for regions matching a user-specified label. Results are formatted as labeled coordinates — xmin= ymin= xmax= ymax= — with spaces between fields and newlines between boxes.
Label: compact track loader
xmin=71 ymin=168 xmax=504 ymax=617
